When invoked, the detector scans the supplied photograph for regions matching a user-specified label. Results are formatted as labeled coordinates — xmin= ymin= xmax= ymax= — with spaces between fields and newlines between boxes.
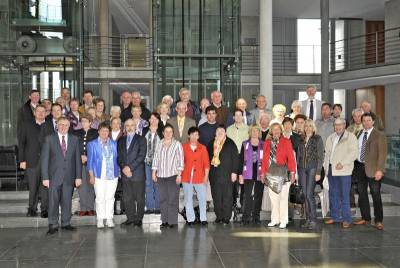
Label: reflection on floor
xmin=1 ymin=217 xmax=400 ymax=267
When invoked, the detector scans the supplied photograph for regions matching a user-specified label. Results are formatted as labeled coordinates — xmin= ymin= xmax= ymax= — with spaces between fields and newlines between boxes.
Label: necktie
xmin=270 ymin=139 xmax=277 ymax=164
xmin=360 ymin=131 xmax=368 ymax=162
xmin=61 ymin=135 xmax=67 ymax=157
xmin=309 ymin=100 xmax=314 ymax=120
xmin=127 ymin=135 xmax=132 ymax=150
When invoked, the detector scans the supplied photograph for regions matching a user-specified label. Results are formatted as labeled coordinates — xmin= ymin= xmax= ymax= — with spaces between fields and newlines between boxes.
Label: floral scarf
xmin=211 ymin=137 xmax=226 ymax=167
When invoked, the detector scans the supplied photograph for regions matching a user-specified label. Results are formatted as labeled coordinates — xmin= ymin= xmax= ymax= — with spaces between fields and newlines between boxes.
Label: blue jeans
xmin=182 ymin=182 xmax=207 ymax=222
xmin=145 ymin=163 xmax=160 ymax=210
xmin=328 ymin=166 xmax=352 ymax=223
xmin=298 ymin=167 xmax=317 ymax=222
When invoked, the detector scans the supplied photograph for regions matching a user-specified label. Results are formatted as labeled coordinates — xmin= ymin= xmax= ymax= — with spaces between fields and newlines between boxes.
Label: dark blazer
xmin=74 ymin=128 xmax=98 ymax=155
xmin=358 ymin=128 xmax=387 ymax=178
xmin=167 ymin=116 xmax=196 ymax=143
xmin=17 ymin=100 xmax=36 ymax=140
xmin=207 ymin=137 xmax=239 ymax=183
xmin=289 ymin=132 xmax=301 ymax=155
xmin=118 ymin=134 xmax=147 ymax=182
xmin=41 ymin=133 xmax=82 ymax=187
xmin=18 ymin=120 xmax=45 ymax=167
xmin=40 ymin=119 xmax=58 ymax=143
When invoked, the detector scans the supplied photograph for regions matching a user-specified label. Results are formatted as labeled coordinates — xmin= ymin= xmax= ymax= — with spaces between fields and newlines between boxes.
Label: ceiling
xmin=242 ymin=0 xmax=387 ymax=20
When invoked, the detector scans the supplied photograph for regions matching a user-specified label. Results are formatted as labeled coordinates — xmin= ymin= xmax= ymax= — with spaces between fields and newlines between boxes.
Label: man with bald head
xmin=167 ymin=102 xmax=196 ymax=143
xmin=250 ymin=94 xmax=272 ymax=124
xmin=210 ymin=90 xmax=230 ymax=126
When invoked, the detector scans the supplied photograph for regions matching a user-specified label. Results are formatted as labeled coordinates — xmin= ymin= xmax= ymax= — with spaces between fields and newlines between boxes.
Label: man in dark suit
xmin=40 ymin=103 xmax=64 ymax=141
xmin=353 ymin=113 xmax=387 ymax=230
xmin=167 ymin=102 xmax=196 ymax=143
xmin=17 ymin=90 xmax=40 ymax=139
xmin=41 ymin=117 xmax=82 ymax=234
xmin=18 ymin=104 xmax=48 ymax=217
xmin=118 ymin=119 xmax=147 ymax=226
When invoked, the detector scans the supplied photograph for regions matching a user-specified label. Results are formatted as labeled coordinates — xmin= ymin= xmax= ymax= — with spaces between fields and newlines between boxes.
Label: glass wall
xmin=153 ymin=0 xmax=240 ymax=106
xmin=0 ymin=0 xmax=83 ymax=146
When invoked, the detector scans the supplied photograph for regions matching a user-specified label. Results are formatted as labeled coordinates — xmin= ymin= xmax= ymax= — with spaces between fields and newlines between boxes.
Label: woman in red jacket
xmin=182 ymin=126 xmax=210 ymax=226
xmin=261 ymin=122 xmax=296 ymax=229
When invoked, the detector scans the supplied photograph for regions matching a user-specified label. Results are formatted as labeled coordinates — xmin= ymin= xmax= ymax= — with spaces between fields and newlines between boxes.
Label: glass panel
xmin=297 ymin=19 xmax=321 ymax=73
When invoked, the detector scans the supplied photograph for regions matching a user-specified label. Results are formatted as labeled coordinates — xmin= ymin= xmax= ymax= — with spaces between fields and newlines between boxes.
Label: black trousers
xmin=26 ymin=166 xmax=48 ymax=212
xmin=350 ymin=161 xmax=358 ymax=207
xmin=122 ymin=179 xmax=145 ymax=222
xmin=242 ymin=180 xmax=264 ymax=221
xmin=211 ymin=180 xmax=233 ymax=221
xmin=354 ymin=161 xmax=383 ymax=222
xmin=232 ymin=181 xmax=244 ymax=207
xmin=48 ymin=183 xmax=74 ymax=227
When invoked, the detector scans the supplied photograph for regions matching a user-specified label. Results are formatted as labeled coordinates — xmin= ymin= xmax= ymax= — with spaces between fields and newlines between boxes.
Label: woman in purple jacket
xmin=238 ymin=125 xmax=265 ymax=224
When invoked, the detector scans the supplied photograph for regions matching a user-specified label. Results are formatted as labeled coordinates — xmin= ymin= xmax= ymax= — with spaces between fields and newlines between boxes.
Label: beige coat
xmin=323 ymin=130 xmax=358 ymax=176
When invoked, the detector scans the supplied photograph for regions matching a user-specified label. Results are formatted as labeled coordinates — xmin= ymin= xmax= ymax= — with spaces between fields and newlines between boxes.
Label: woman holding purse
xmin=261 ymin=123 xmax=296 ymax=229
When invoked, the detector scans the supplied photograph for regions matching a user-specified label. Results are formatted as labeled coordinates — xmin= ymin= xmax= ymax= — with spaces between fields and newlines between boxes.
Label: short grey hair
xmin=291 ymin=100 xmax=302 ymax=109
xmin=110 ymin=105 xmax=121 ymax=114
xmin=352 ymin=108 xmax=363 ymax=116
xmin=334 ymin=117 xmax=346 ymax=125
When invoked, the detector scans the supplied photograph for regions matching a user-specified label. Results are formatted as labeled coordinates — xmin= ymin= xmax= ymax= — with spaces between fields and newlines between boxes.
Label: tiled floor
xmin=1 ymin=217 xmax=400 ymax=268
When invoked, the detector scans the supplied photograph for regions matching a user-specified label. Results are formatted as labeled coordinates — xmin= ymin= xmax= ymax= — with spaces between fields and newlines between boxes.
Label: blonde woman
xmin=270 ymin=104 xmax=286 ymax=125
xmin=260 ymin=123 xmax=296 ymax=229
xmin=296 ymin=119 xmax=324 ymax=229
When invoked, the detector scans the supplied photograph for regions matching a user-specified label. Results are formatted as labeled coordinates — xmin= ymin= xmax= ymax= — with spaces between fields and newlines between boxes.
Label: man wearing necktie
xmin=118 ymin=119 xmax=147 ymax=226
xmin=301 ymin=85 xmax=323 ymax=121
xmin=41 ymin=117 xmax=82 ymax=235
xmin=167 ymin=102 xmax=196 ymax=143
xmin=353 ymin=113 xmax=387 ymax=230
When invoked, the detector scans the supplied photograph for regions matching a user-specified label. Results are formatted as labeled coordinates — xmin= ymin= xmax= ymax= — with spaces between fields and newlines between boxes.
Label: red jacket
xmin=261 ymin=136 xmax=296 ymax=176
xmin=182 ymin=142 xmax=210 ymax=184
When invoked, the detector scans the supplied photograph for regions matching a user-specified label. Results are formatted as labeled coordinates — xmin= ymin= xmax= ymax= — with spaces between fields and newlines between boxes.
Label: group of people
xmin=16 ymin=85 xmax=387 ymax=235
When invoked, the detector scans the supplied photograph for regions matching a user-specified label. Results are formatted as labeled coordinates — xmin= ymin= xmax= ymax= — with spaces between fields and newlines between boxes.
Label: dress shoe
xmin=97 ymin=220 xmax=105 ymax=229
xmin=47 ymin=227 xmax=58 ymax=235
xmin=186 ymin=222 xmax=195 ymax=227
xmin=223 ymin=219 xmax=230 ymax=225
xmin=144 ymin=210 xmax=154 ymax=214
xmin=88 ymin=211 xmax=96 ymax=216
xmin=279 ymin=223 xmax=287 ymax=229
xmin=121 ymin=220 xmax=134 ymax=226
xmin=160 ymin=222 xmax=169 ymax=228
xmin=375 ymin=222 xmax=384 ymax=230
xmin=214 ymin=218 xmax=222 ymax=224
xmin=268 ymin=222 xmax=278 ymax=227
xmin=106 ymin=219 xmax=115 ymax=228
xmin=61 ymin=225 xmax=76 ymax=231
xmin=324 ymin=219 xmax=335 ymax=225
xmin=79 ymin=211 xmax=87 ymax=217
xmin=134 ymin=221 xmax=143 ymax=227
xmin=201 ymin=221 xmax=208 ymax=226
xmin=167 ymin=224 xmax=176 ymax=228
xmin=353 ymin=219 xmax=370 ymax=225
xmin=154 ymin=210 xmax=161 ymax=214
xmin=40 ymin=211 xmax=48 ymax=218
xmin=342 ymin=222 xmax=351 ymax=229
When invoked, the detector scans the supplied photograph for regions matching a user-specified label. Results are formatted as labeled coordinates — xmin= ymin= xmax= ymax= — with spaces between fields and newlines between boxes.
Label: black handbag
xmin=289 ymin=183 xmax=305 ymax=204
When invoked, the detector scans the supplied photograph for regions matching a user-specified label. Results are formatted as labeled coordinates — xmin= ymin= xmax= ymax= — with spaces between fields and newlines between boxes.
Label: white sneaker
xmin=279 ymin=223 xmax=287 ymax=229
xmin=97 ymin=220 xmax=104 ymax=229
xmin=106 ymin=219 xmax=115 ymax=228
xmin=268 ymin=222 xmax=278 ymax=227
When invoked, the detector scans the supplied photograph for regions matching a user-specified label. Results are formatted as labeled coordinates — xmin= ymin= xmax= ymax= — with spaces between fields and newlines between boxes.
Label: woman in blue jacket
xmin=87 ymin=122 xmax=119 ymax=229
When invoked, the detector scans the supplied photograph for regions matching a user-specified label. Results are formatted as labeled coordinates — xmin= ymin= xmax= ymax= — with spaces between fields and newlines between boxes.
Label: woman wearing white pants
xmin=261 ymin=123 xmax=297 ymax=229
xmin=87 ymin=122 xmax=119 ymax=228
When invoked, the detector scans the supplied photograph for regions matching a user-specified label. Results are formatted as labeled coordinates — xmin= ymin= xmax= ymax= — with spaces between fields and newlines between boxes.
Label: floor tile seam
xmin=65 ymin=237 xmax=86 ymax=268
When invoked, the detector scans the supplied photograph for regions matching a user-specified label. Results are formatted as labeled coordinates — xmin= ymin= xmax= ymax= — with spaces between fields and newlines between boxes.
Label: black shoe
xmin=40 ymin=211 xmax=48 ymax=218
xmin=144 ymin=210 xmax=153 ymax=214
xmin=160 ymin=222 xmax=169 ymax=228
xmin=154 ymin=210 xmax=161 ymax=214
xmin=214 ymin=218 xmax=223 ymax=224
xmin=186 ymin=222 xmax=195 ymax=227
xmin=61 ymin=225 xmax=76 ymax=231
xmin=253 ymin=218 xmax=261 ymax=224
xmin=26 ymin=209 xmax=37 ymax=217
xmin=47 ymin=227 xmax=58 ymax=235
xmin=122 ymin=220 xmax=134 ymax=226
xmin=201 ymin=221 xmax=208 ymax=226
xmin=167 ymin=224 xmax=176 ymax=228
xmin=134 ymin=221 xmax=143 ymax=227
xmin=223 ymin=219 xmax=230 ymax=225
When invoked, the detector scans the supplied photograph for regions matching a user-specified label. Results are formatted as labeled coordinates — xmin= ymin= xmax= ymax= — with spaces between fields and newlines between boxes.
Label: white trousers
xmin=269 ymin=182 xmax=290 ymax=225
xmin=94 ymin=178 xmax=118 ymax=220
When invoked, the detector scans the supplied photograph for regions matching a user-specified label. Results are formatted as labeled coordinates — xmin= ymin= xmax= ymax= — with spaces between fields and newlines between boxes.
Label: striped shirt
xmin=152 ymin=139 xmax=184 ymax=178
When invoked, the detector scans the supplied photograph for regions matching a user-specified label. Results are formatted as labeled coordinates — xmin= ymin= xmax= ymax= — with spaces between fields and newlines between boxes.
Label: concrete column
xmin=320 ymin=0 xmax=330 ymax=102
xmin=259 ymin=0 xmax=273 ymax=108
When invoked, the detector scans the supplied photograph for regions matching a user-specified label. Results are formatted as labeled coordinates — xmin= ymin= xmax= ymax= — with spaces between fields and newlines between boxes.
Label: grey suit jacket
xmin=301 ymin=99 xmax=323 ymax=121
xmin=41 ymin=133 xmax=82 ymax=187
xmin=167 ymin=116 xmax=196 ymax=143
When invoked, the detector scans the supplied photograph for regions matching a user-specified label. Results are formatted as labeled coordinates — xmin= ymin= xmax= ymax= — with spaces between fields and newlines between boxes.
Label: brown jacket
xmin=360 ymin=128 xmax=387 ymax=178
